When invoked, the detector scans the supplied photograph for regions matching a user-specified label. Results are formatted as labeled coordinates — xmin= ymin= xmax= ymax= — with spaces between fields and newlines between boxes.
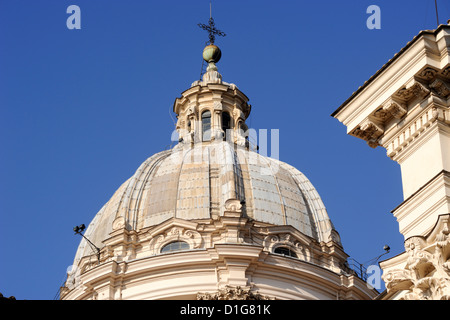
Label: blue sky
xmin=1 ymin=0 xmax=449 ymax=300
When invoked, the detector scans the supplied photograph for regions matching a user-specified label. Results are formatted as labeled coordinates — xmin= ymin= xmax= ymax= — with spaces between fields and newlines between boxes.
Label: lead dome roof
xmin=72 ymin=40 xmax=342 ymax=267
xmin=73 ymin=141 xmax=340 ymax=263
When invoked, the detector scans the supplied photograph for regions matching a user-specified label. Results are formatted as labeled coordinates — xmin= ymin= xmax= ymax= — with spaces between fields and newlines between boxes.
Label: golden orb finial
xmin=203 ymin=44 xmax=222 ymax=64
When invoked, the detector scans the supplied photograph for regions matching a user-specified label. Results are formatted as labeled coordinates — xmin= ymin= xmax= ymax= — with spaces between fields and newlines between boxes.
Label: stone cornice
xmin=62 ymin=205 xmax=356 ymax=300
xmin=392 ymin=170 xmax=450 ymax=214
xmin=391 ymin=170 xmax=450 ymax=238
xmin=332 ymin=25 xmax=450 ymax=118
xmin=342 ymin=74 xmax=449 ymax=152
xmin=172 ymin=80 xmax=251 ymax=146
xmin=173 ymin=83 xmax=250 ymax=116
xmin=332 ymin=25 xmax=450 ymax=151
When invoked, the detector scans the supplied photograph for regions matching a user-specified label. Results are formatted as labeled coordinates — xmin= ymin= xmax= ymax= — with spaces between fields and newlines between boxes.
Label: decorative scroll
xmin=149 ymin=226 xmax=202 ymax=255
xmin=262 ymin=233 xmax=310 ymax=261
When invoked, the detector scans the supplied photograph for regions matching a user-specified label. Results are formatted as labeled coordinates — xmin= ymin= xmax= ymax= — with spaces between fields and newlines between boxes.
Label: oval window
xmin=160 ymin=241 xmax=190 ymax=254
xmin=274 ymin=246 xmax=297 ymax=258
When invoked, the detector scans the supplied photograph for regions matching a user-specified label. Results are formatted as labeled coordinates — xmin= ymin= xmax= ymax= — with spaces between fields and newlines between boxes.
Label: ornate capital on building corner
xmin=382 ymin=214 xmax=450 ymax=300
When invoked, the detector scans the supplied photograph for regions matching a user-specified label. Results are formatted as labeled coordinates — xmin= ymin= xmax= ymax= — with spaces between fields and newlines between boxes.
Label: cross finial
xmin=198 ymin=6 xmax=226 ymax=44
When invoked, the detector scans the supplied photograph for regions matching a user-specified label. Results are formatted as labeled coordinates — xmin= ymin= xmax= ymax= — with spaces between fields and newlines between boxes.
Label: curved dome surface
xmin=73 ymin=141 xmax=339 ymax=264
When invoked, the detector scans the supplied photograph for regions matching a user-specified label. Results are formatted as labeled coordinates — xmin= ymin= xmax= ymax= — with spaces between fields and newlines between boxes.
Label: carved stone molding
xmin=112 ymin=216 xmax=126 ymax=231
xmin=224 ymin=198 xmax=242 ymax=215
xmin=351 ymin=119 xmax=384 ymax=148
xmin=382 ymin=214 xmax=450 ymax=300
xmin=441 ymin=66 xmax=450 ymax=79
xmin=148 ymin=226 xmax=203 ymax=255
xmin=214 ymin=198 xmax=250 ymax=244
xmin=328 ymin=229 xmax=342 ymax=245
xmin=213 ymin=101 xmax=223 ymax=111
xmin=430 ymin=78 xmax=450 ymax=98
xmin=394 ymin=81 xmax=430 ymax=102
xmin=263 ymin=233 xmax=310 ymax=261
xmin=186 ymin=106 xmax=196 ymax=118
xmin=383 ymin=99 xmax=407 ymax=119
xmin=202 ymin=64 xmax=223 ymax=84
xmin=373 ymin=99 xmax=407 ymax=123
xmin=197 ymin=285 xmax=275 ymax=300
xmin=416 ymin=67 xmax=438 ymax=82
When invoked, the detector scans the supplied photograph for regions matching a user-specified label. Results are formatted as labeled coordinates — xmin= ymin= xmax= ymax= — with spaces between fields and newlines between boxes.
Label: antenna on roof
xmin=73 ymin=224 xmax=101 ymax=262
xmin=363 ymin=244 xmax=391 ymax=266
xmin=435 ymin=0 xmax=440 ymax=27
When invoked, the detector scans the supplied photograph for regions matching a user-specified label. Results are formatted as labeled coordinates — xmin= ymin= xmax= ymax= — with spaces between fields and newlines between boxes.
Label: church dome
xmin=62 ymin=37 xmax=377 ymax=301
xmin=71 ymin=141 xmax=340 ymax=265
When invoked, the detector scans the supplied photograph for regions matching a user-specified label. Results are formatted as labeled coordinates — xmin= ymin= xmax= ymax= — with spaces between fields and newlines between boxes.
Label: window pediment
xmin=263 ymin=232 xmax=310 ymax=261
xmin=148 ymin=222 xmax=203 ymax=255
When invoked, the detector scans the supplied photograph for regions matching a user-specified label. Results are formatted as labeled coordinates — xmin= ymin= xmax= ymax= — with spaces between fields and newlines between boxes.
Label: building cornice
xmin=331 ymin=24 xmax=450 ymax=118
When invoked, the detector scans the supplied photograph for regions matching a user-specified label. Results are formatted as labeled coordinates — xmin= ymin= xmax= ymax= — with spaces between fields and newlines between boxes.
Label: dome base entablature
xmin=66 ymin=142 xmax=342 ymax=269
xmin=62 ymin=205 xmax=358 ymax=300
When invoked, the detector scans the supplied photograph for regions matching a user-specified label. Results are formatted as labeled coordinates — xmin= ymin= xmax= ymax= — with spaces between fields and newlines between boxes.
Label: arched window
xmin=274 ymin=246 xmax=297 ymax=258
xmin=238 ymin=121 xmax=248 ymax=133
xmin=201 ymin=110 xmax=211 ymax=141
xmin=222 ymin=112 xmax=231 ymax=141
xmin=160 ymin=241 xmax=190 ymax=254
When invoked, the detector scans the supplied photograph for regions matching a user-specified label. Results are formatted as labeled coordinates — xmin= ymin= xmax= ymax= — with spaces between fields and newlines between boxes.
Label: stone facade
xmin=332 ymin=23 xmax=450 ymax=300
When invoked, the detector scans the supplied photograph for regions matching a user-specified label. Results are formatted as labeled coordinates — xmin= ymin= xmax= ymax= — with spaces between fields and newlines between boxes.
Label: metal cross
xmin=198 ymin=17 xmax=226 ymax=44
